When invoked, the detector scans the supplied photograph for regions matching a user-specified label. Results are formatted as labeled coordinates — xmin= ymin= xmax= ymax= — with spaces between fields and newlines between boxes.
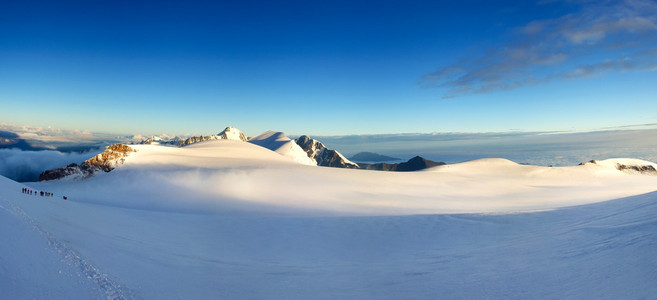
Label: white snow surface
xmin=2 ymin=141 xmax=657 ymax=298
xmin=249 ymin=131 xmax=317 ymax=166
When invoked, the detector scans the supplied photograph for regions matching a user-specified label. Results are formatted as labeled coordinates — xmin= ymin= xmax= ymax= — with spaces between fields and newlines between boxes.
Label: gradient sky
xmin=1 ymin=0 xmax=656 ymax=136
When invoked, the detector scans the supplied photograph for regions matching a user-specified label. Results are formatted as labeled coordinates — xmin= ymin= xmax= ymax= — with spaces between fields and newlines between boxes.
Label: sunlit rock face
xmin=39 ymin=144 xmax=137 ymax=181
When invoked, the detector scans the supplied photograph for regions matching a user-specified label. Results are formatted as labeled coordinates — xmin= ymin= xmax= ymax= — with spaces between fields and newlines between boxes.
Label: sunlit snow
xmin=1 ymin=140 xmax=656 ymax=299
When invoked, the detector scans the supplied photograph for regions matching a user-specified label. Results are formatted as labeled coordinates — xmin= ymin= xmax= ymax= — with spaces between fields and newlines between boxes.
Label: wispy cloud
xmin=423 ymin=0 xmax=657 ymax=98
xmin=0 ymin=122 xmax=184 ymax=146
xmin=0 ymin=123 xmax=100 ymax=144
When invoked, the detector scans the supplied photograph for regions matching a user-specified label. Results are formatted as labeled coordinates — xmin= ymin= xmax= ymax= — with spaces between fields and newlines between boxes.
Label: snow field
xmin=2 ymin=140 xmax=657 ymax=298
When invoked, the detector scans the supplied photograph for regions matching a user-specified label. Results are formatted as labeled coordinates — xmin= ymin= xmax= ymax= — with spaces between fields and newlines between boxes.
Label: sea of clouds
xmin=0 ymin=148 xmax=103 ymax=182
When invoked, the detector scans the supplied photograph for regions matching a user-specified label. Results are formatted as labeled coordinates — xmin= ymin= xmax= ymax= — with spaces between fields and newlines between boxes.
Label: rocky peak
xmin=218 ymin=126 xmax=248 ymax=142
xmin=86 ymin=144 xmax=137 ymax=172
xmin=178 ymin=126 xmax=248 ymax=146
xmin=39 ymin=144 xmax=137 ymax=181
xmin=295 ymin=135 xmax=359 ymax=169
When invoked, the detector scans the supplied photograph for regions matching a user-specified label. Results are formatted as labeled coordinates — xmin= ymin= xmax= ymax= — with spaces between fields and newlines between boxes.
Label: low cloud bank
xmin=0 ymin=148 xmax=102 ymax=182
xmin=315 ymin=129 xmax=657 ymax=166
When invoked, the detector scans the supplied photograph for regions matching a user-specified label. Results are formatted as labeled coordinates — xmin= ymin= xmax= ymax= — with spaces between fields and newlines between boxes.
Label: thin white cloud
xmin=423 ymin=0 xmax=657 ymax=97
xmin=0 ymin=123 xmax=100 ymax=143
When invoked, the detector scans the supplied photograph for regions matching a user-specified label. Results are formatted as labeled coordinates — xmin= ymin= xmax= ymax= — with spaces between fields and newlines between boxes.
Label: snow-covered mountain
xmin=218 ymin=126 xmax=248 ymax=141
xmin=295 ymin=135 xmax=359 ymax=168
xmin=39 ymin=144 xmax=137 ymax=181
xmin=178 ymin=126 xmax=248 ymax=146
xmin=248 ymin=131 xmax=316 ymax=165
xmin=137 ymin=135 xmax=183 ymax=145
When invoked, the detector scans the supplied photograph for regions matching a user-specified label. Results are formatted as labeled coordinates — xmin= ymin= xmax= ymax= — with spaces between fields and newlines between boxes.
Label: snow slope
xmin=248 ymin=131 xmax=316 ymax=166
xmin=2 ymin=141 xmax=657 ymax=298
xmin=3 ymin=174 xmax=657 ymax=298
xmin=28 ymin=141 xmax=657 ymax=215
xmin=0 ymin=176 xmax=130 ymax=299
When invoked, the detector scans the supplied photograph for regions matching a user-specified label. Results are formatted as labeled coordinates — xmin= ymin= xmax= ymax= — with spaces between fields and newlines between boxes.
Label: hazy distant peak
xmin=349 ymin=152 xmax=400 ymax=162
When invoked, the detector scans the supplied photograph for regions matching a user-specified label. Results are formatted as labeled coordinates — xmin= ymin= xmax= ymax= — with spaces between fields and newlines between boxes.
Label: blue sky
xmin=1 ymin=0 xmax=656 ymax=136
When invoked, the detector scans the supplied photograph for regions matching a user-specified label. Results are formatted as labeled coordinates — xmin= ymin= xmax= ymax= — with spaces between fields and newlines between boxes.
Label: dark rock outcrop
xmin=616 ymin=163 xmax=657 ymax=175
xmin=39 ymin=144 xmax=137 ymax=181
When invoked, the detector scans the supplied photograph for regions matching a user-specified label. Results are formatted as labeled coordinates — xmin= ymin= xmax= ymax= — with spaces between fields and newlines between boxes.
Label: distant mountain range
xmin=358 ymin=156 xmax=446 ymax=171
xmin=349 ymin=152 xmax=401 ymax=162
xmin=39 ymin=126 xmax=447 ymax=181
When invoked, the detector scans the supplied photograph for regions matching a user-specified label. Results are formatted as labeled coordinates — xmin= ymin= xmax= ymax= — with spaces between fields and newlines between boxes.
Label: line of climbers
xmin=21 ymin=187 xmax=67 ymax=200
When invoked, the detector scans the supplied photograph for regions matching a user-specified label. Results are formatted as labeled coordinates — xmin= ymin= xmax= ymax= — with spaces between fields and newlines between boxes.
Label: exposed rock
xmin=616 ymin=163 xmax=657 ymax=175
xmin=295 ymin=135 xmax=359 ymax=168
xmin=358 ymin=156 xmax=446 ymax=172
xmin=38 ymin=163 xmax=96 ymax=181
xmin=579 ymin=160 xmax=597 ymax=166
xmin=39 ymin=144 xmax=137 ymax=181
xmin=177 ymin=135 xmax=219 ymax=146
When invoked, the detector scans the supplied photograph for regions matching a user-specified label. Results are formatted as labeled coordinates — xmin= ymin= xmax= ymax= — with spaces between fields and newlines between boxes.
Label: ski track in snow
xmin=0 ymin=195 xmax=134 ymax=300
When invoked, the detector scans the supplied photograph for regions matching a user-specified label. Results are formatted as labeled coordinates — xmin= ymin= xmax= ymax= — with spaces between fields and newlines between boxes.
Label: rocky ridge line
xmin=39 ymin=144 xmax=137 ymax=181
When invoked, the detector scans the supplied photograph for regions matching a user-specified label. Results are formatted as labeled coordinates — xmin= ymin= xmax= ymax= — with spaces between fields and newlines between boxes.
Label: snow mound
xmin=248 ymin=131 xmax=316 ymax=166
xmin=5 ymin=171 xmax=657 ymax=298
xmin=25 ymin=142 xmax=657 ymax=216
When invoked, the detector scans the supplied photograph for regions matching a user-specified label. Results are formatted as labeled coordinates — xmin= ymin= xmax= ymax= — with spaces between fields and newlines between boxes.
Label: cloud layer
xmin=423 ymin=0 xmax=657 ymax=97
xmin=315 ymin=127 xmax=657 ymax=167
xmin=0 ymin=148 xmax=102 ymax=182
